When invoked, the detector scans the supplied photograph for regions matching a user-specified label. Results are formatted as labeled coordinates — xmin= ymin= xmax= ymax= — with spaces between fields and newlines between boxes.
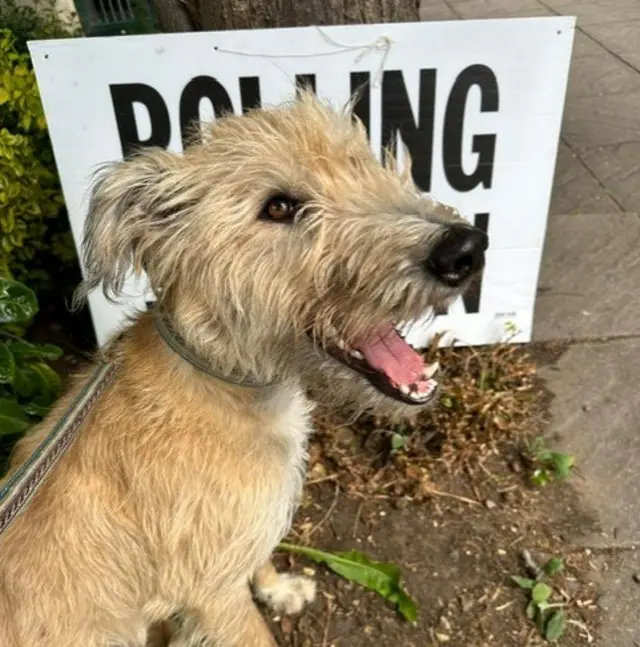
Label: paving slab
xmin=542 ymin=0 xmax=640 ymax=24
xmin=595 ymin=549 xmax=640 ymax=645
xmin=533 ymin=212 xmax=640 ymax=340
xmin=445 ymin=0 xmax=553 ymax=19
xmin=562 ymin=90 xmax=640 ymax=150
xmin=550 ymin=143 xmax=622 ymax=215
xmin=579 ymin=142 xmax=640 ymax=214
xmin=571 ymin=30 xmax=610 ymax=58
xmin=580 ymin=19 xmax=640 ymax=70
xmin=539 ymin=338 xmax=640 ymax=545
xmin=419 ymin=0 xmax=458 ymax=21
xmin=538 ymin=338 xmax=640 ymax=644
xmin=566 ymin=51 xmax=640 ymax=99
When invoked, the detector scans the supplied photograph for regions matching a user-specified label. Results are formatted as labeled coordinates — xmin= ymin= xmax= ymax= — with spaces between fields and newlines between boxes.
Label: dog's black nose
xmin=425 ymin=224 xmax=488 ymax=287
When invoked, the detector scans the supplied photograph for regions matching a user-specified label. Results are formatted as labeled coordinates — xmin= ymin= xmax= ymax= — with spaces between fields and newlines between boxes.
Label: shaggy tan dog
xmin=0 ymin=92 xmax=487 ymax=647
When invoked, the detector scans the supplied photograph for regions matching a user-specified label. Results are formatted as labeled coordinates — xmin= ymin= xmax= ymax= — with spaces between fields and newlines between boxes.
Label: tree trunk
xmin=151 ymin=0 xmax=420 ymax=32
xmin=151 ymin=0 xmax=196 ymax=32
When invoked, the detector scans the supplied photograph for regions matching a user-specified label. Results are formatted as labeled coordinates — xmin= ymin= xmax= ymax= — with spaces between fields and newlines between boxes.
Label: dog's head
xmin=80 ymin=92 xmax=487 ymax=415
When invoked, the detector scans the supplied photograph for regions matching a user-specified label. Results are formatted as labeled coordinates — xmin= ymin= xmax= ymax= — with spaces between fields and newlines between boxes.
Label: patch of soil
xmin=271 ymin=457 xmax=601 ymax=647
xmin=266 ymin=342 xmax=601 ymax=646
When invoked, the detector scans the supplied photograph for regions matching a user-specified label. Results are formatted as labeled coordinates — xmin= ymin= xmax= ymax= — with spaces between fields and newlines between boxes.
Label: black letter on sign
xmin=239 ymin=76 xmax=261 ymax=113
xmin=443 ymin=65 xmax=498 ymax=192
xmin=295 ymin=74 xmax=316 ymax=95
xmin=381 ymin=69 xmax=436 ymax=192
xmin=109 ymin=84 xmax=170 ymax=158
xmin=179 ymin=76 xmax=234 ymax=145
xmin=462 ymin=212 xmax=489 ymax=314
xmin=350 ymin=72 xmax=371 ymax=141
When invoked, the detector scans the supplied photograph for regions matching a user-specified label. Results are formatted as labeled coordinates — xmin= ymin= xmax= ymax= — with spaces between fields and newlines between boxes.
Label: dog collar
xmin=153 ymin=308 xmax=279 ymax=389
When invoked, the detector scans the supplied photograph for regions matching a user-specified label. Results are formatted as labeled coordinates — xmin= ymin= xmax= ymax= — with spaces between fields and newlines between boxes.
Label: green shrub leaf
xmin=511 ymin=575 xmax=536 ymax=589
xmin=542 ymin=558 xmax=564 ymax=577
xmin=12 ymin=366 xmax=35 ymax=398
xmin=545 ymin=610 xmax=566 ymax=642
xmin=525 ymin=600 xmax=536 ymax=620
xmin=7 ymin=339 xmax=62 ymax=361
xmin=29 ymin=361 xmax=61 ymax=395
xmin=0 ymin=397 xmax=30 ymax=435
xmin=0 ymin=340 xmax=16 ymax=383
xmin=551 ymin=453 xmax=575 ymax=479
xmin=0 ymin=277 xmax=38 ymax=322
xmin=532 ymin=582 xmax=553 ymax=604
xmin=278 ymin=542 xmax=418 ymax=623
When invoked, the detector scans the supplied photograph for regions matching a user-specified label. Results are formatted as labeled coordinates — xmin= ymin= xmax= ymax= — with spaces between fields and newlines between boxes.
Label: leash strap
xmin=0 ymin=360 xmax=118 ymax=536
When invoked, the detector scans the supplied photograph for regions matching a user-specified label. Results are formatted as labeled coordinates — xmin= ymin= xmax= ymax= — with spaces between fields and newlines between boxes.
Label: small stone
xmin=485 ymin=499 xmax=497 ymax=510
xmin=459 ymin=594 xmax=474 ymax=613
xmin=497 ymin=548 xmax=507 ymax=556
xmin=393 ymin=497 xmax=408 ymax=510
xmin=633 ymin=573 xmax=640 ymax=584
xmin=280 ymin=616 xmax=294 ymax=635
xmin=582 ymin=403 xmax=591 ymax=412
xmin=501 ymin=491 xmax=516 ymax=504
xmin=335 ymin=426 xmax=359 ymax=449
xmin=439 ymin=616 xmax=452 ymax=631
xmin=508 ymin=460 xmax=522 ymax=474
xmin=435 ymin=632 xmax=451 ymax=642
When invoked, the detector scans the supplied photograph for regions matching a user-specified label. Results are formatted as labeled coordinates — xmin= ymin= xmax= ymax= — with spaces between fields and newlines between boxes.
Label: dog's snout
xmin=425 ymin=224 xmax=488 ymax=287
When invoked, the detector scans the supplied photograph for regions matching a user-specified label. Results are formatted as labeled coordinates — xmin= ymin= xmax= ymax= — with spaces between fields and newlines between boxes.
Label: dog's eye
xmin=261 ymin=196 xmax=299 ymax=223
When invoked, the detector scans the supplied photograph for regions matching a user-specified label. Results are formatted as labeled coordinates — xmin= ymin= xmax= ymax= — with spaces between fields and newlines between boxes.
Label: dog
xmin=0 ymin=91 xmax=487 ymax=647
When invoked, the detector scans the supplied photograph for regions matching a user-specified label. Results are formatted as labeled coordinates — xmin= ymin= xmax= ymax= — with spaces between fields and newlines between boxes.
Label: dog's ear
xmin=75 ymin=148 xmax=197 ymax=305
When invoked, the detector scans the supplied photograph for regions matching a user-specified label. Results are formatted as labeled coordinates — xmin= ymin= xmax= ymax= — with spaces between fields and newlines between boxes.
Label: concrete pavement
xmin=420 ymin=1 xmax=640 ymax=643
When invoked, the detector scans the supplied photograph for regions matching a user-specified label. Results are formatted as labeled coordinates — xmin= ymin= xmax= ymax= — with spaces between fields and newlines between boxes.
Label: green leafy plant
xmin=0 ymin=20 xmax=78 ymax=287
xmin=527 ymin=437 xmax=575 ymax=487
xmin=0 ymin=277 xmax=62 ymax=438
xmin=278 ymin=542 xmax=417 ymax=623
xmin=511 ymin=556 xmax=566 ymax=642
xmin=0 ymin=0 xmax=80 ymax=56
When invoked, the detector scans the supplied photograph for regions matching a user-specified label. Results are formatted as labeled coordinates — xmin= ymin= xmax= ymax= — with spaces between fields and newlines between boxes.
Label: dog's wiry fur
xmin=0 ymin=92 xmax=474 ymax=646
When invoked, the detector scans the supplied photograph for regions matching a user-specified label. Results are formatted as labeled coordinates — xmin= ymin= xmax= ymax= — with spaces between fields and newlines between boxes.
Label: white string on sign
xmin=213 ymin=25 xmax=393 ymax=88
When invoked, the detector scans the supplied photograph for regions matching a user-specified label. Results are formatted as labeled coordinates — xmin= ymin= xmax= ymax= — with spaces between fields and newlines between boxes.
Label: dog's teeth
xmin=409 ymin=391 xmax=426 ymax=401
xmin=337 ymin=339 xmax=346 ymax=350
xmin=350 ymin=349 xmax=364 ymax=360
xmin=422 ymin=362 xmax=440 ymax=379
xmin=400 ymin=384 xmax=410 ymax=395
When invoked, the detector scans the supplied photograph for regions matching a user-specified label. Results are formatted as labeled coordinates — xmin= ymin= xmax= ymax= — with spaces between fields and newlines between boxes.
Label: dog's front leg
xmin=252 ymin=559 xmax=316 ymax=615
xmin=172 ymin=586 xmax=277 ymax=647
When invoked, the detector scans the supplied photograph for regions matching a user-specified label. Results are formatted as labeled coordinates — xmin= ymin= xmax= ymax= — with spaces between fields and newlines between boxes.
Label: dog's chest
xmin=248 ymin=388 xmax=313 ymax=548
xmin=262 ymin=387 xmax=313 ymax=501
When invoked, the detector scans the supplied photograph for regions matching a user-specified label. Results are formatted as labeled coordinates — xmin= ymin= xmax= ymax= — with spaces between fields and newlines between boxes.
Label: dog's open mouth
xmin=325 ymin=323 xmax=439 ymax=405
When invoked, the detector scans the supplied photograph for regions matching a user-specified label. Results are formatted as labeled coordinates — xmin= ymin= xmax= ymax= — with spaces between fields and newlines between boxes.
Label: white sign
xmin=29 ymin=18 xmax=574 ymax=347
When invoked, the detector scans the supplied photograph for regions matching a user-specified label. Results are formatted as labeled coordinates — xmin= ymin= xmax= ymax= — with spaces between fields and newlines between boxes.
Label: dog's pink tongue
xmin=355 ymin=324 xmax=425 ymax=385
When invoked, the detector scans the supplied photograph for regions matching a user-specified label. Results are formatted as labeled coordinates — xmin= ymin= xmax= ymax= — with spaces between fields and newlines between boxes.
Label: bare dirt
xmin=265 ymin=342 xmax=603 ymax=647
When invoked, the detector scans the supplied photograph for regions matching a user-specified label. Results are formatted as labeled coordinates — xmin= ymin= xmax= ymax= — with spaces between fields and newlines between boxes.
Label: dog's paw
xmin=255 ymin=573 xmax=316 ymax=615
